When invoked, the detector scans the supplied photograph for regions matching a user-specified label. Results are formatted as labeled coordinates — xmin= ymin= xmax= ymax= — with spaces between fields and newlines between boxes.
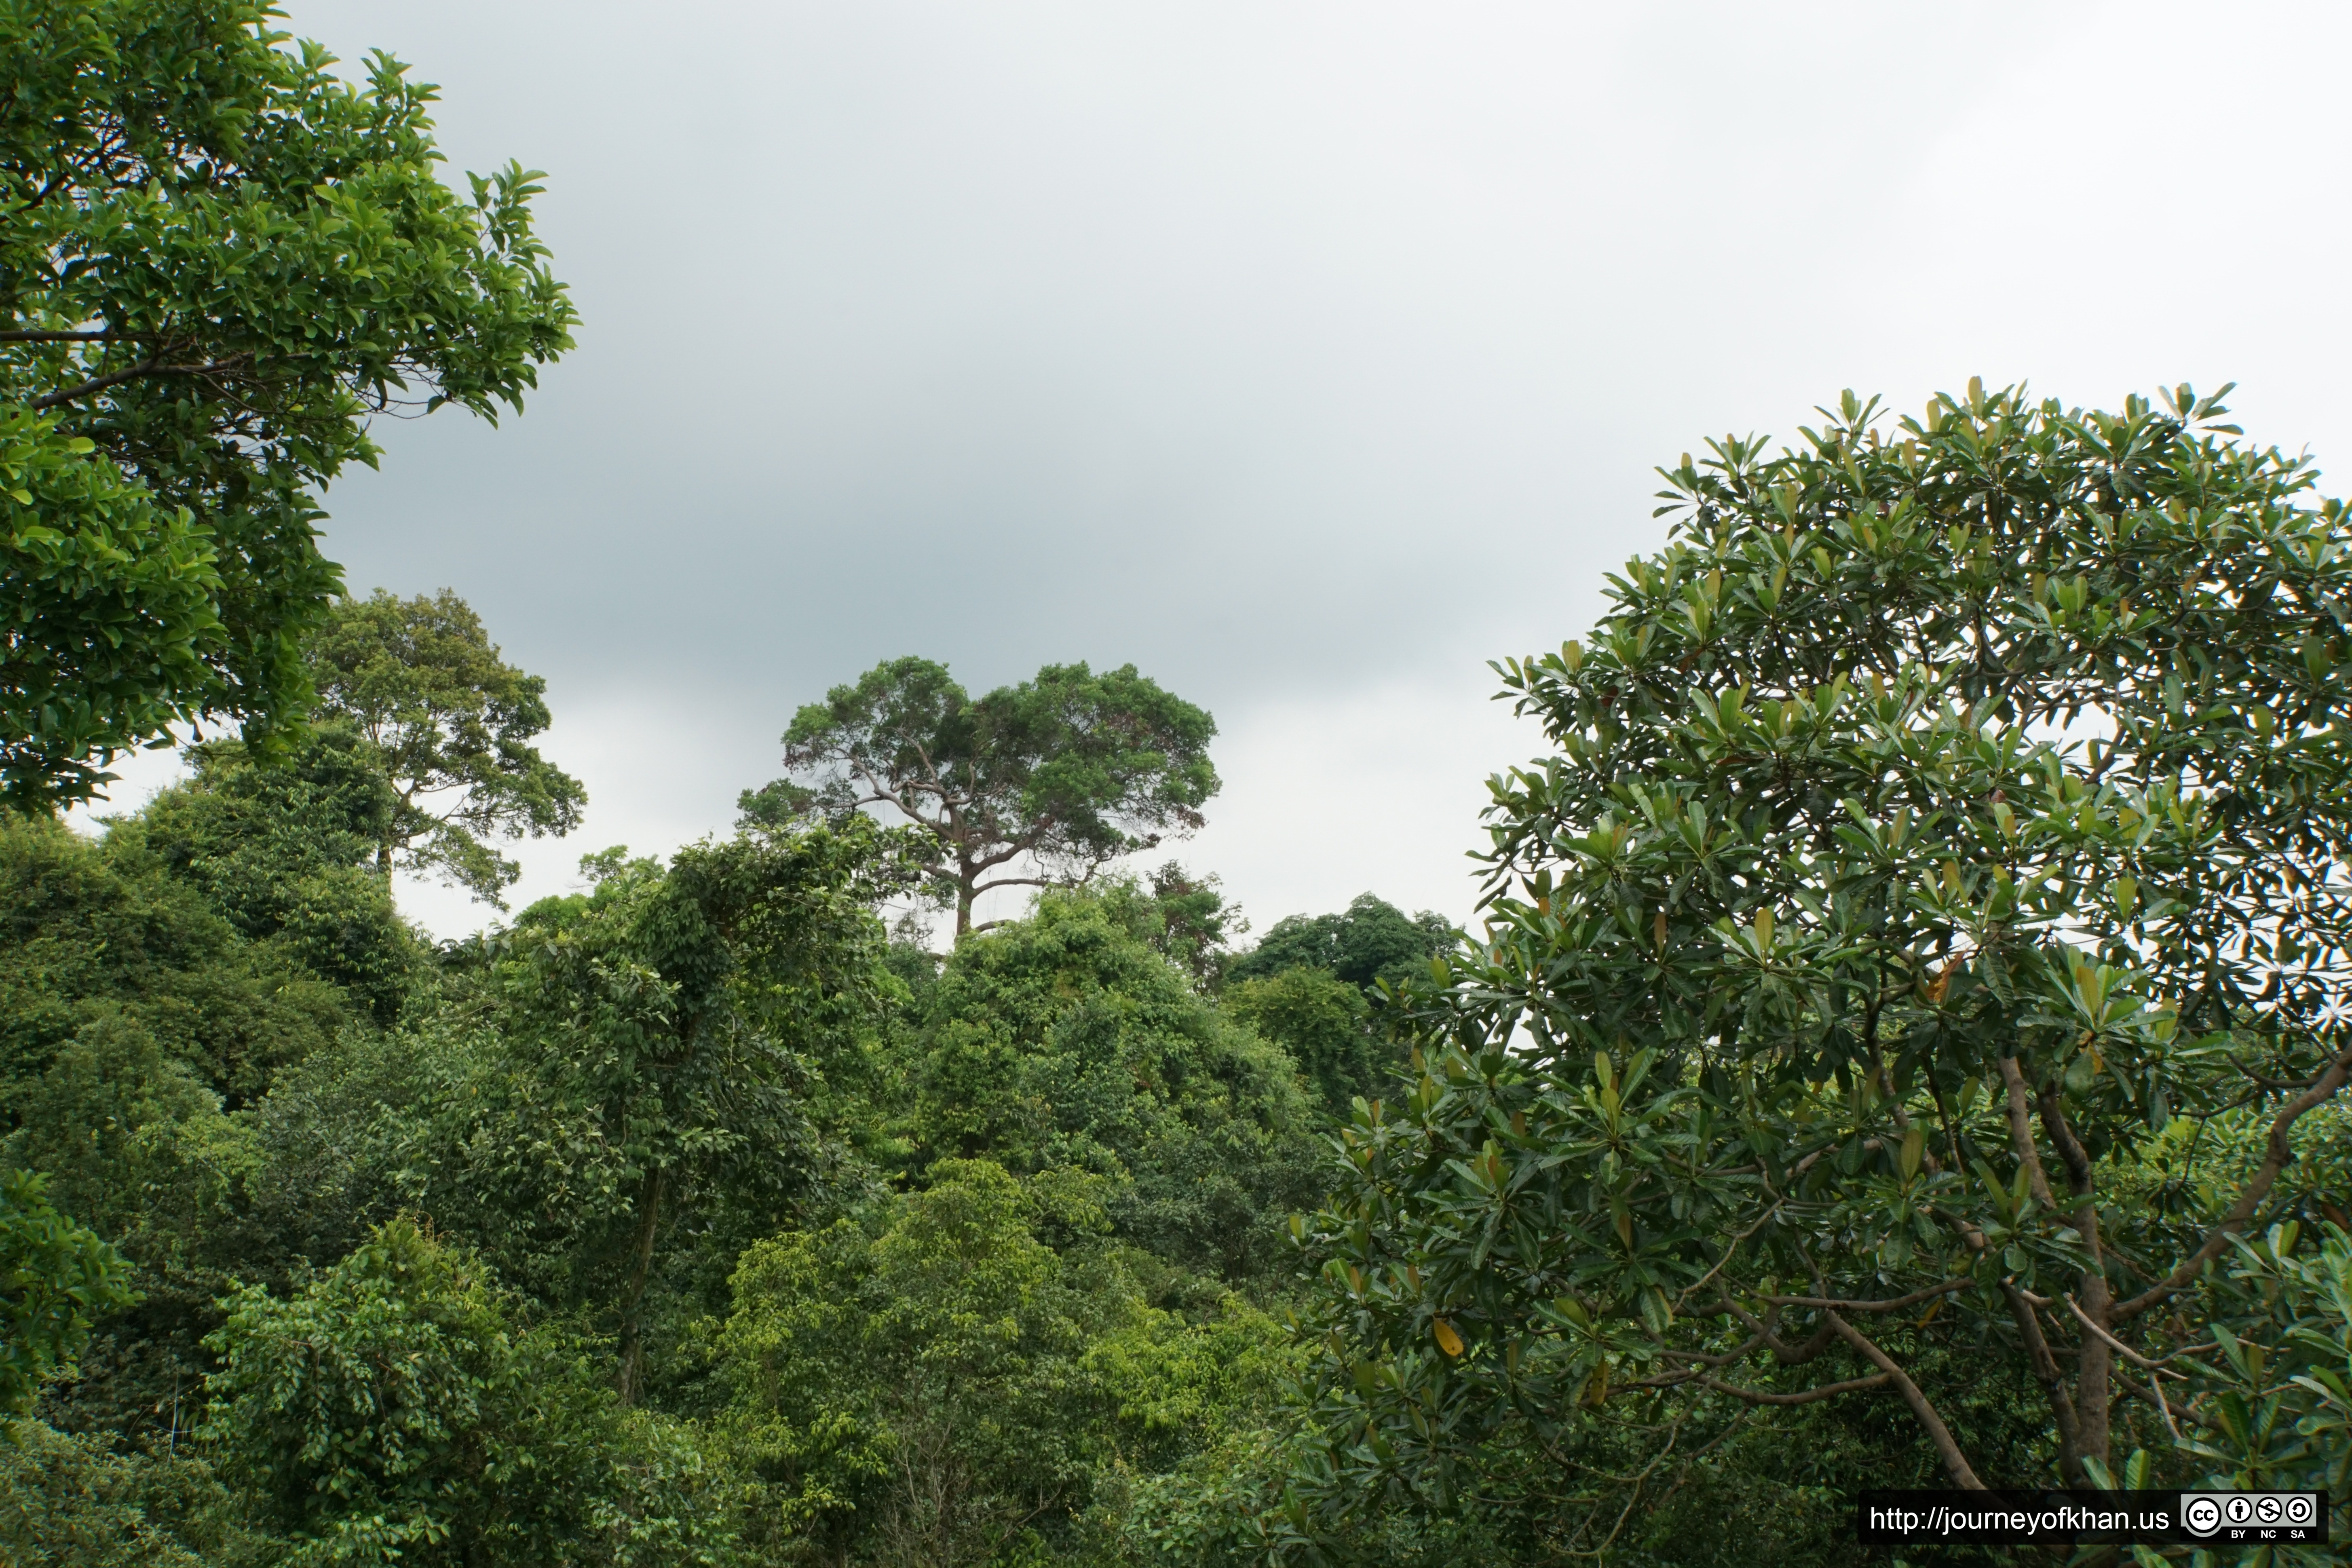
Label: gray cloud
xmin=103 ymin=0 xmax=2352 ymax=937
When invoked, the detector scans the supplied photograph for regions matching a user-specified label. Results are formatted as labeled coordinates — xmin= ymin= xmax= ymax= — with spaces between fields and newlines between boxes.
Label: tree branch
xmin=1716 ymin=1298 xmax=1838 ymax=1366
xmin=1824 ymin=1311 xmax=1985 ymax=1490
xmin=1698 ymin=1372 xmax=1893 ymax=1406
xmin=1997 ymin=1056 xmax=2056 ymax=1209
xmin=1759 ymin=1279 xmax=1970 ymax=1313
xmin=2112 ymin=1039 xmax=2352 ymax=1322
xmin=2005 ymin=1281 xmax=2084 ymax=1481
xmin=2062 ymin=1295 xmax=2215 ymax=1372
xmin=968 ymin=874 xmax=1049 ymax=897
xmin=29 ymin=355 xmax=249 ymax=411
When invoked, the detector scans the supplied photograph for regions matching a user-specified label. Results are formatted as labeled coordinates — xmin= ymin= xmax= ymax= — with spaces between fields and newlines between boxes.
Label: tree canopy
xmin=1282 ymin=382 xmax=2352 ymax=1553
xmin=742 ymin=656 xmax=1220 ymax=935
xmin=0 ymin=1168 xmax=129 ymax=1416
xmin=1227 ymin=893 xmax=1455 ymax=993
xmin=0 ymin=0 xmax=574 ymax=810
xmin=306 ymin=587 xmax=587 ymax=903
xmin=12 ymin=176 xmax=2352 ymax=1565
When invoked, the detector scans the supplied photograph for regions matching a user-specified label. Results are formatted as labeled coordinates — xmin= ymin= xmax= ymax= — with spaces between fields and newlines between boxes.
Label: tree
xmin=1226 ymin=894 xmax=1455 ymax=993
xmin=908 ymin=885 xmax=1320 ymax=1283
xmin=1223 ymin=967 xmax=1383 ymax=1117
xmin=0 ymin=1167 xmax=130 ymax=1416
xmin=128 ymin=728 xmax=419 ymax=1021
xmin=721 ymin=1161 xmax=1141 ymax=1567
xmin=742 ymin=656 xmax=1219 ymax=936
xmin=721 ymin=1159 xmax=1294 ymax=1568
xmin=1284 ymin=383 xmax=2352 ymax=1543
xmin=203 ymin=1216 xmax=730 ymax=1567
xmin=0 ymin=1 xmax=575 ymax=811
xmin=0 ymin=806 xmax=355 ymax=1107
xmin=306 ymin=588 xmax=586 ymax=904
xmin=406 ymin=825 xmax=901 ymax=1403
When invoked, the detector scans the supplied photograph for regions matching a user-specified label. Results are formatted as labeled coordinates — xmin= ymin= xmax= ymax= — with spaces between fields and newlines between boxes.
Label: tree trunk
xmin=955 ymin=863 xmax=975 ymax=937
xmin=2039 ymin=1086 xmax=2113 ymax=1471
xmin=615 ymin=1165 xmax=667 ymax=1406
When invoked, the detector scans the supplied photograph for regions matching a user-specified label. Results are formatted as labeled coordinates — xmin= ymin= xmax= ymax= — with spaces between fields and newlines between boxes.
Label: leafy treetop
xmin=1286 ymin=382 xmax=2352 ymax=1535
xmin=742 ymin=656 xmax=1219 ymax=937
xmin=307 ymin=588 xmax=586 ymax=905
xmin=0 ymin=0 xmax=575 ymax=809
xmin=1227 ymin=893 xmax=1455 ymax=993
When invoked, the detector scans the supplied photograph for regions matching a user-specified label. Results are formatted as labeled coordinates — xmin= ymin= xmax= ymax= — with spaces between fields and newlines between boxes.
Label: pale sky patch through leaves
xmin=75 ymin=0 xmax=2352 ymax=941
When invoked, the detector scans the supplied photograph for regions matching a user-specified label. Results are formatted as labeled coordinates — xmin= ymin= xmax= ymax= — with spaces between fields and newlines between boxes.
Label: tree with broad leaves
xmin=1277 ymin=381 xmax=2352 ymax=1554
xmin=0 ymin=1167 xmax=130 ymax=1416
xmin=306 ymin=588 xmax=585 ymax=906
xmin=408 ymin=821 xmax=905 ymax=1406
xmin=741 ymin=656 xmax=1219 ymax=937
xmin=0 ymin=0 xmax=575 ymax=811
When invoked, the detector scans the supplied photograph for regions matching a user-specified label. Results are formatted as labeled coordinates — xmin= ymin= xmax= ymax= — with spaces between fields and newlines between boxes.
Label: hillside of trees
xmin=5 ymin=6 xmax=2350 ymax=1565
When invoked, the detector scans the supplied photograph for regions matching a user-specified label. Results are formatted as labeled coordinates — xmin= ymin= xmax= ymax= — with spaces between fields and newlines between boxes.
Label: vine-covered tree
xmin=307 ymin=588 xmax=586 ymax=904
xmin=204 ymin=1217 xmax=729 ymax=1566
xmin=1285 ymin=383 xmax=2352 ymax=1549
xmin=410 ymin=824 xmax=903 ymax=1404
xmin=0 ymin=0 xmax=574 ymax=810
xmin=741 ymin=656 xmax=1219 ymax=936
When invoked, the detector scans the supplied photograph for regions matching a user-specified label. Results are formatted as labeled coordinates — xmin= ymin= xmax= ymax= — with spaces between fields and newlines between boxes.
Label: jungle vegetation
xmin=2 ymin=6 xmax=2348 ymax=1566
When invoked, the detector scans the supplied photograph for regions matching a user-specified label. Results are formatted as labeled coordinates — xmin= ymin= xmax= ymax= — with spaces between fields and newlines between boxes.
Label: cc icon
xmin=2182 ymin=1496 xmax=2222 ymax=1536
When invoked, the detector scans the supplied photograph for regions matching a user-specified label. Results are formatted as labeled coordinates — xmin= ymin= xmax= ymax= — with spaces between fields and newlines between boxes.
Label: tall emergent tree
xmin=0 ymin=0 xmax=574 ymax=810
xmin=1286 ymin=383 xmax=2352 ymax=1547
xmin=741 ymin=656 xmax=1219 ymax=936
xmin=307 ymin=588 xmax=585 ymax=903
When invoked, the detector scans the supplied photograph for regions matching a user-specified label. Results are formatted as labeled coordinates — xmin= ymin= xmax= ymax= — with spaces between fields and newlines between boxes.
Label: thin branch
xmin=1672 ymin=1200 xmax=1784 ymax=1312
xmin=2110 ymin=1371 xmax=2201 ymax=1440
xmin=1715 ymin=1298 xmax=1837 ymax=1366
xmin=2113 ymin=1039 xmax=2352 ymax=1323
xmin=2062 ymin=1295 xmax=2215 ymax=1372
xmin=1824 ymin=1311 xmax=1986 ymax=1490
xmin=1697 ymin=1371 xmax=1892 ymax=1406
xmin=2225 ymin=1052 xmax=2328 ymax=1094
xmin=29 ymin=355 xmax=248 ymax=411
xmin=967 ymin=873 xmax=1050 ymax=897
xmin=1760 ymin=1279 xmax=1970 ymax=1313
xmin=2005 ymin=1282 xmax=2084 ymax=1479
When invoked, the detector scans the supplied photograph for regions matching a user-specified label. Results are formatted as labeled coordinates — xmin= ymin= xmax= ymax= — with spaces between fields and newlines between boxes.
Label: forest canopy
xmin=3 ymin=10 xmax=2349 ymax=1566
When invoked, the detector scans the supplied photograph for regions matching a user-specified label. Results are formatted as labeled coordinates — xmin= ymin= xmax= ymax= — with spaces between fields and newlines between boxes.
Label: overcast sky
xmin=82 ymin=0 xmax=2352 ymax=941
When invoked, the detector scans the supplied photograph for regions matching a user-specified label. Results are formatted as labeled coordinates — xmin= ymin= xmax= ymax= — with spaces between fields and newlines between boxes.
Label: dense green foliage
xmin=1224 ymin=894 xmax=1453 ymax=994
xmin=14 ymin=382 xmax=2352 ymax=1566
xmin=0 ymin=753 xmax=1393 ymax=1562
xmin=306 ymin=587 xmax=587 ymax=902
xmin=5 ymin=21 xmax=2346 ymax=1546
xmin=1274 ymin=382 xmax=2352 ymax=1560
xmin=744 ymin=656 xmax=1221 ymax=935
xmin=205 ymin=1216 xmax=728 ymax=1566
xmin=0 ymin=1168 xmax=130 ymax=1416
xmin=0 ymin=0 xmax=574 ymax=809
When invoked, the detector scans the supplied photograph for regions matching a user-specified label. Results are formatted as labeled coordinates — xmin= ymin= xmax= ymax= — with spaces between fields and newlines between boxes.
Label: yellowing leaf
xmin=1433 ymin=1318 xmax=1464 ymax=1357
